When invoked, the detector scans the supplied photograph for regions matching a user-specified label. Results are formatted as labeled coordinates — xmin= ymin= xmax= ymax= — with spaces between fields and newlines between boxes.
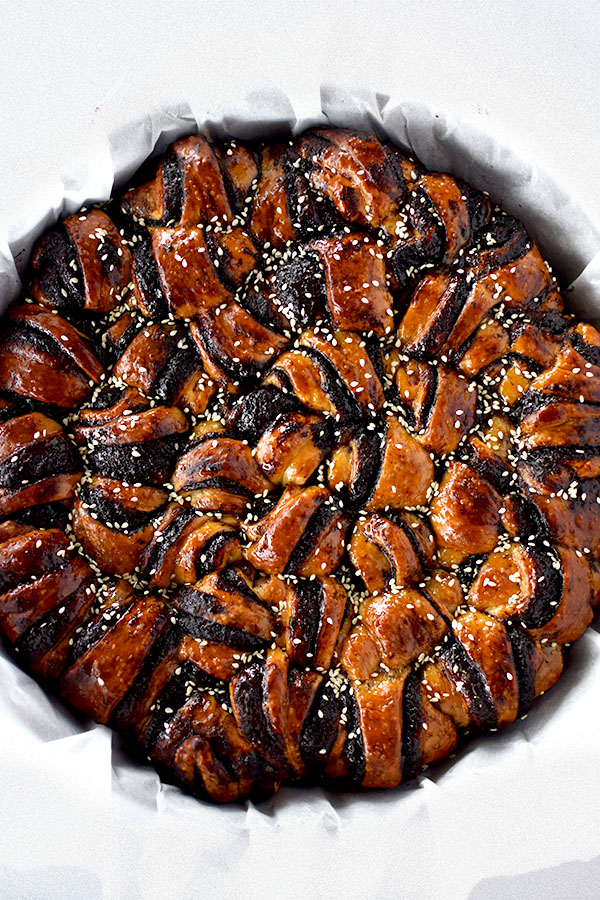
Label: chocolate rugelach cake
xmin=0 ymin=128 xmax=598 ymax=803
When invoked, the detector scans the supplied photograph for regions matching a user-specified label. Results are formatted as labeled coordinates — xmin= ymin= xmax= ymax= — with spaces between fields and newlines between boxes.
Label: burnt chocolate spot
xmin=133 ymin=238 xmax=168 ymax=319
xmin=227 ymin=385 xmax=300 ymax=443
xmin=160 ymin=150 xmax=184 ymax=223
xmin=215 ymin=568 xmax=271 ymax=611
xmin=154 ymin=343 xmax=203 ymax=406
xmin=231 ymin=662 xmax=287 ymax=767
xmin=386 ymin=511 xmax=432 ymax=574
xmin=460 ymin=180 xmax=490 ymax=236
xmin=410 ymin=274 xmax=469 ymax=360
xmin=506 ymin=623 xmax=537 ymax=716
xmin=400 ymin=668 xmax=423 ymax=781
xmin=65 ymin=599 xmax=135 ymax=668
xmin=344 ymin=684 xmax=366 ymax=785
xmin=79 ymin=483 xmax=164 ymax=534
xmin=517 ymin=544 xmax=563 ymax=630
xmin=302 ymin=346 xmax=364 ymax=424
xmin=570 ymin=331 xmax=600 ymax=368
xmin=438 ymin=632 xmax=497 ymax=730
xmin=0 ymin=432 xmax=80 ymax=489
xmin=142 ymin=660 xmax=211 ymax=753
xmin=456 ymin=554 xmax=487 ymax=592
xmin=238 ymin=284 xmax=289 ymax=335
xmin=299 ymin=677 xmax=342 ymax=771
xmin=32 ymin=227 xmax=83 ymax=314
xmin=89 ymin=434 xmax=182 ymax=485
xmin=285 ymin=498 xmax=345 ymax=575
xmin=12 ymin=501 xmax=70 ymax=529
xmin=275 ymin=252 xmax=328 ymax=329
xmin=193 ymin=531 xmax=239 ymax=579
xmin=173 ymin=586 xmax=269 ymax=652
xmin=139 ymin=507 xmax=199 ymax=580
xmin=110 ymin=625 xmax=180 ymax=733
xmin=85 ymin=386 xmax=129 ymax=411
xmin=283 ymin=155 xmax=341 ymax=240
xmin=468 ymin=213 xmax=530 ymax=272
xmin=287 ymin=579 xmax=322 ymax=658
xmin=15 ymin=577 xmax=94 ymax=673
xmin=103 ymin=317 xmax=144 ymax=363
xmin=1 ymin=319 xmax=93 ymax=379
xmin=347 ymin=426 xmax=384 ymax=510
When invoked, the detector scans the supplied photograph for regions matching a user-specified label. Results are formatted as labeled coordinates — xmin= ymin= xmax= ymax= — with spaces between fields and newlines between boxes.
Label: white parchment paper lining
xmin=0 ymin=86 xmax=599 ymax=900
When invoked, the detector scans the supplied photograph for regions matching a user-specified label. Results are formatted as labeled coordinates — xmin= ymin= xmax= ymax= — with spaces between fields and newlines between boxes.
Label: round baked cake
xmin=0 ymin=128 xmax=598 ymax=803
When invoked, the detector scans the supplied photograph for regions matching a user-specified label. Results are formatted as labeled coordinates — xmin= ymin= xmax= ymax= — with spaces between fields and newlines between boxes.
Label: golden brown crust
xmin=0 ymin=304 xmax=104 ymax=407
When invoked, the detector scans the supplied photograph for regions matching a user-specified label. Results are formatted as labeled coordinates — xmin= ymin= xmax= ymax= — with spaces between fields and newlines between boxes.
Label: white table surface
xmin=0 ymin=3 xmax=599 ymax=899
xmin=1 ymin=0 xmax=599 ymax=240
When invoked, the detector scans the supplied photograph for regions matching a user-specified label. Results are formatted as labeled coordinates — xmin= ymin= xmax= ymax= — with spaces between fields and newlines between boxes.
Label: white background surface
xmin=0 ymin=3 xmax=599 ymax=899
xmin=1 ymin=0 xmax=599 ymax=246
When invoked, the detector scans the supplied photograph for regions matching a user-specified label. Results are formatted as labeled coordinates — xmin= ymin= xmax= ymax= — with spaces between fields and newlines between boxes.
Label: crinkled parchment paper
xmin=1 ymin=86 xmax=599 ymax=900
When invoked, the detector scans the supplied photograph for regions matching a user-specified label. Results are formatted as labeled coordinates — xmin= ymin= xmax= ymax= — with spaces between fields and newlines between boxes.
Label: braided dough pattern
xmin=0 ymin=128 xmax=598 ymax=802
